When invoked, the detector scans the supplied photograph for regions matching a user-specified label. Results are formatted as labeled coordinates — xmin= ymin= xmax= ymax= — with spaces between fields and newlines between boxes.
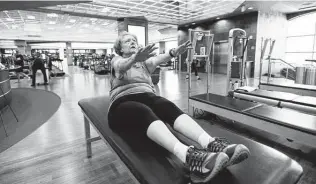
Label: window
xmin=286 ymin=12 xmax=316 ymax=64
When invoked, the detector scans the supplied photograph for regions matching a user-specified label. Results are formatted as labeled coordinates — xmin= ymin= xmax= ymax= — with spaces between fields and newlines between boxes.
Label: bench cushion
xmin=78 ymin=96 xmax=303 ymax=184
xmin=190 ymin=93 xmax=259 ymax=112
xmin=246 ymin=105 xmax=316 ymax=135
xmin=236 ymin=89 xmax=299 ymax=101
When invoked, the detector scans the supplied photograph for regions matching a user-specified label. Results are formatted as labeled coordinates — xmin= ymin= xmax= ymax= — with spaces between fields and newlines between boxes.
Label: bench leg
xmin=84 ymin=116 xmax=92 ymax=158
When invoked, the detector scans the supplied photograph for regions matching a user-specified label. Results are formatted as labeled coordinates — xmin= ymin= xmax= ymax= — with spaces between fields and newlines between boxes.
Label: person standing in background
xmin=186 ymin=58 xmax=201 ymax=80
xmin=15 ymin=51 xmax=30 ymax=83
xmin=31 ymin=52 xmax=48 ymax=87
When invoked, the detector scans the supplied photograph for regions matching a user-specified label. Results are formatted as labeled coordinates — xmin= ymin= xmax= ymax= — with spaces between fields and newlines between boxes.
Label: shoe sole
xmin=227 ymin=144 xmax=250 ymax=166
xmin=191 ymin=152 xmax=229 ymax=183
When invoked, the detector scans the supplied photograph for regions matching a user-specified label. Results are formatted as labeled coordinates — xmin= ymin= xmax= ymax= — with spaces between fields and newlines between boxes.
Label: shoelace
xmin=186 ymin=147 xmax=208 ymax=173
xmin=208 ymin=137 xmax=231 ymax=152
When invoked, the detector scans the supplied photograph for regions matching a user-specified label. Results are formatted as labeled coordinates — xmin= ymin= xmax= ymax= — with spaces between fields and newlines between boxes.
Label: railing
xmin=267 ymin=58 xmax=297 ymax=81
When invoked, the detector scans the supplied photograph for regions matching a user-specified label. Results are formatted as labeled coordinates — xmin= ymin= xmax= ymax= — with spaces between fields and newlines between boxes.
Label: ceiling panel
xmin=41 ymin=0 xmax=244 ymax=25
xmin=0 ymin=0 xmax=246 ymax=42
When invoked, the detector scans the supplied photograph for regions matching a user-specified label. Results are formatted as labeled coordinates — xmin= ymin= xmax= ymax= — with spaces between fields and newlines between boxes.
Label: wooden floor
xmin=0 ymin=66 xmax=315 ymax=184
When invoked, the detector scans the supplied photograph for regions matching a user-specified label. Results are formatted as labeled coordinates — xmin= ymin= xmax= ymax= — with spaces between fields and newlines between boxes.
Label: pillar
xmin=15 ymin=40 xmax=26 ymax=55
xmin=159 ymin=41 xmax=166 ymax=54
xmin=25 ymin=45 xmax=32 ymax=55
xmin=117 ymin=17 xmax=148 ymax=46
xmin=66 ymin=42 xmax=73 ymax=66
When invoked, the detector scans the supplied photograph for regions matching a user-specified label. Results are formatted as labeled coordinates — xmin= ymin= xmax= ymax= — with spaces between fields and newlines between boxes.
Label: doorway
xmin=213 ymin=41 xmax=228 ymax=74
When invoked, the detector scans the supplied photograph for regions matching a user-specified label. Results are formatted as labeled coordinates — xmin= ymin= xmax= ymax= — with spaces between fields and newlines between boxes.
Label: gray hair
xmin=113 ymin=31 xmax=138 ymax=56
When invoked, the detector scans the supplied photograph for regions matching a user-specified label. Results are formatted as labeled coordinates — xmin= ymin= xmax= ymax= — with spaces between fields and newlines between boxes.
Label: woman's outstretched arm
xmin=145 ymin=41 xmax=191 ymax=73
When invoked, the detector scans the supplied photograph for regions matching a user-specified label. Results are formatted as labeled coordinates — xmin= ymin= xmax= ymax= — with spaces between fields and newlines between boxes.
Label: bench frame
xmin=190 ymin=99 xmax=316 ymax=148
xmin=82 ymin=110 xmax=140 ymax=184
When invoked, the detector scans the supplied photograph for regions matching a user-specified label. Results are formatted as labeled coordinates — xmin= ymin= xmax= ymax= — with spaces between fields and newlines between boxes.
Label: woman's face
xmin=121 ymin=34 xmax=138 ymax=56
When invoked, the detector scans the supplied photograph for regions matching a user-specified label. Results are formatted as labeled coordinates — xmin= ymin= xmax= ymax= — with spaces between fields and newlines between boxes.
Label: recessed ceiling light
xmin=90 ymin=18 xmax=97 ymax=21
xmin=248 ymin=7 xmax=254 ymax=10
xmin=6 ymin=18 xmax=14 ymax=22
xmin=102 ymin=23 xmax=109 ymax=26
xmin=216 ymin=17 xmax=220 ymax=19
xmin=27 ymin=15 xmax=35 ymax=20
xmin=49 ymin=21 xmax=56 ymax=24
xmin=192 ymin=23 xmax=196 ymax=25
xmin=47 ymin=13 xmax=58 ymax=18
xmin=69 ymin=19 xmax=76 ymax=23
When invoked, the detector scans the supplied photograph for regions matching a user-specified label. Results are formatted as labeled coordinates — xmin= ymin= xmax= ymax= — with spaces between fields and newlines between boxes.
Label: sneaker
xmin=186 ymin=75 xmax=189 ymax=80
xmin=44 ymin=82 xmax=49 ymax=85
xmin=186 ymin=146 xmax=229 ymax=183
xmin=206 ymin=137 xmax=250 ymax=167
xmin=197 ymin=76 xmax=201 ymax=80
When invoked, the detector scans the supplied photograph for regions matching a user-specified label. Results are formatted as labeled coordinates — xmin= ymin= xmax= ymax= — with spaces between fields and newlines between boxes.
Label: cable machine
xmin=187 ymin=29 xmax=214 ymax=114
xmin=225 ymin=28 xmax=251 ymax=95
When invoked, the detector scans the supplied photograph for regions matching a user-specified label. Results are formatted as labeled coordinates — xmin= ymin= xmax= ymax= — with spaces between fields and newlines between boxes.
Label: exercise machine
xmin=78 ymin=95 xmax=303 ymax=184
xmin=225 ymin=28 xmax=252 ymax=95
xmin=186 ymin=29 xmax=214 ymax=113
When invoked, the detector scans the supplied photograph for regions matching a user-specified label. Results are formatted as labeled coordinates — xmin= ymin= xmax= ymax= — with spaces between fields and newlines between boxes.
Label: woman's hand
xmin=134 ymin=44 xmax=158 ymax=62
xmin=174 ymin=40 xmax=192 ymax=56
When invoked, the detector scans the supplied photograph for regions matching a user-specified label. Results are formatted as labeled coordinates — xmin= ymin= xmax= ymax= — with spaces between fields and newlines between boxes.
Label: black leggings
xmin=108 ymin=93 xmax=184 ymax=136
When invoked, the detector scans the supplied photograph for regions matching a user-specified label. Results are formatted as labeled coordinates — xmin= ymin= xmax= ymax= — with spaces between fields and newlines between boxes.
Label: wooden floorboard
xmin=0 ymin=66 xmax=315 ymax=184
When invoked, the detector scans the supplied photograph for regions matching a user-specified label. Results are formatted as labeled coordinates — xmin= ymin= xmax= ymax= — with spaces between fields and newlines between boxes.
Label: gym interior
xmin=1 ymin=1 xmax=316 ymax=184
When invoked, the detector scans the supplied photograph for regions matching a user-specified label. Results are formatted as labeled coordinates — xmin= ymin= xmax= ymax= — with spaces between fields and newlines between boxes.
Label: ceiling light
xmin=65 ymin=25 xmax=71 ymax=28
xmin=47 ymin=13 xmax=58 ymax=18
xmin=102 ymin=23 xmax=109 ymax=26
xmin=90 ymin=18 xmax=97 ymax=21
xmin=11 ymin=25 xmax=18 ymax=29
xmin=6 ymin=18 xmax=14 ymax=22
xmin=49 ymin=21 xmax=56 ymax=24
xmin=248 ymin=7 xmax=254 ymax=10
xmin=3 ymin=10 xmax=8 ymax=13
xmin=216 ymin=17 xmax=220 ymax=19
xmin=27 ymin=15 xmax=35 ymax=20
xmin=192 ymin=23 xmax=196 ymax=25
xmin=69 ymin=19 xmax=76 ymax=23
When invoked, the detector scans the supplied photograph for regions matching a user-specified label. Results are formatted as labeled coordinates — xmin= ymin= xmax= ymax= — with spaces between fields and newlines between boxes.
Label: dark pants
xmin=32 ymin=63 xmax=48 ymax=85
xmin=108 ymin=93 xmax=184 ymax=136
xmin=191 ymin=62 xmax=198 ymax=76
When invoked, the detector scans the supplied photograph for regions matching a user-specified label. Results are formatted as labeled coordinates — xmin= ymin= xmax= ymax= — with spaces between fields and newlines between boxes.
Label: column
xmin=15 ymin=40 xmax=26 ymax=55
xmin=159 ymin=41 xmax=166 ymax=54
xmin=117 ymin=17 xmax=148 ymax=46
xmin=25 ymin=45 xmax=32 ymax=55
xmin=66 ymin=42 xmax=73 ymax=66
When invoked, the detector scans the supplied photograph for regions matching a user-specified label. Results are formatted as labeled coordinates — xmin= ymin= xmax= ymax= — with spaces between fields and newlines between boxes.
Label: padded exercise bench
xmin=78 ymin=96 xmax=303 ymax=184
xmin=232 ymin=89 xmax=316 ymax=115
xmin=260 ymin=82 xmax=316 ymax=97
xmin=190 ymin=93 xmax=316 ymax=148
